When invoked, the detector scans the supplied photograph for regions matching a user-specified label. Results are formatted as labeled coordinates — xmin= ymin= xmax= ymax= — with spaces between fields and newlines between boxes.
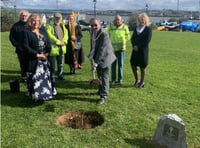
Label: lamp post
xmin=145 ymin=4 xmax=148 ymax=15
xmin=199 ymin=0 xmax=200 ymax=21
xmin=177 ymin=0 xmax=179 ymax=22
xmin=56 ymin=0 xmax=58 ymax=11
xmin=14 ymin=5 xmax=17 ymax=20
xmin=162 ymin=8 xmax=165 ymax=21
xmin=93 ymin=0 xmax=97 ymax=17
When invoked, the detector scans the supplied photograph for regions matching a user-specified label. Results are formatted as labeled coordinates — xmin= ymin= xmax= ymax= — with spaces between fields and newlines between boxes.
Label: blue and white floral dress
xmin=27 ymin=34 xmax=53 ymax=101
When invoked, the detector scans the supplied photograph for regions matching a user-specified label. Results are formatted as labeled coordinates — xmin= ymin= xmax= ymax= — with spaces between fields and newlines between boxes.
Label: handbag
xmin=75 ymin=40 xmax=81 ymax=50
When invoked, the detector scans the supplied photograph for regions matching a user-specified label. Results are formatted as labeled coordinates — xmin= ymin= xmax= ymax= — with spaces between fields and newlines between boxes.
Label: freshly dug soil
xmin=56 ymin=110 xmax=104 ymax=129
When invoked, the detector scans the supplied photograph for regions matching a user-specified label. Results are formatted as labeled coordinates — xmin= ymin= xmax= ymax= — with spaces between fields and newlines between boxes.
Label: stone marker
xmin=153 ymin=114 xmax=187 ymax=148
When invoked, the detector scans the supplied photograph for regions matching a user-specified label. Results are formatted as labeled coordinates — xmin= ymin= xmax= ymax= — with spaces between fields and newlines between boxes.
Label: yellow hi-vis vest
xmin=46 ymin=21 xmax=68 ymax=56
xmin=106 ymin=23 xmax=130 ymax=51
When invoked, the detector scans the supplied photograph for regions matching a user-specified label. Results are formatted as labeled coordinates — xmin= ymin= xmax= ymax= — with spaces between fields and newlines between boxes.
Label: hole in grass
xmin=56 ymin=110 xmax=104 ymax=129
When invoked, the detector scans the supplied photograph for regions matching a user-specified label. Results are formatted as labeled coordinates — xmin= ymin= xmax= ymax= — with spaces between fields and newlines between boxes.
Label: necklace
xmin=38 ymin=34 xmax=45 ymax=47
xmin=91 ymin=30 xmax=104 ymax=42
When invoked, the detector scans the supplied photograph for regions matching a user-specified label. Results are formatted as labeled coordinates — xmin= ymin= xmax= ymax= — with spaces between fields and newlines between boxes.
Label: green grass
xmin=1 ymin=31 xmax=200 ymax=148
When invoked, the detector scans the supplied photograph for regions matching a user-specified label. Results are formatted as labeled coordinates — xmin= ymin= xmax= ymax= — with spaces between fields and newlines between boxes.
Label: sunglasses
xmin=91 ymin=24 xmax=98 ymax=27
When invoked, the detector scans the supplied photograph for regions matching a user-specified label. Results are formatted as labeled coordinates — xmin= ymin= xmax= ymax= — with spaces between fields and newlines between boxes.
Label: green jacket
xmin=46 ymin=21 xmax=68 ymax=56
xmin=105 ymin=23 xmax=130 ymax=51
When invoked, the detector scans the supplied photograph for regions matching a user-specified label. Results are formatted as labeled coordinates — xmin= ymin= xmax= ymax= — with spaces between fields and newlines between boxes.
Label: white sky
xmin=3 ymin=0 xmax=200 ymax=11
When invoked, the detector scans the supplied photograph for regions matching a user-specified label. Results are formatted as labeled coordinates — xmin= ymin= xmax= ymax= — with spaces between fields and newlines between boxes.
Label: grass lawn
xmin=1 ymin=30 xmax=200 ymax=148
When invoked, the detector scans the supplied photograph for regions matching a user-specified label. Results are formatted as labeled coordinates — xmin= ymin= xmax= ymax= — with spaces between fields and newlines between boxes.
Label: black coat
xmin=9 ymin=21 xmax=27 ymax=54
xmin=65 ymin=24 xmax=84 ymax=65
xmin=130 ymin=26 xmax=152 ymax=68
xmin=22 ymin=28 xmax=51 ymax=73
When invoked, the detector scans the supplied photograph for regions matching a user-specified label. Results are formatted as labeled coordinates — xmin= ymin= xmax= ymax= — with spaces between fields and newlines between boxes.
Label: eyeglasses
xmin=91 ymin=24 xmax=98 ymax=27
xmin=21 ymin=15 xmax=28 ymax=17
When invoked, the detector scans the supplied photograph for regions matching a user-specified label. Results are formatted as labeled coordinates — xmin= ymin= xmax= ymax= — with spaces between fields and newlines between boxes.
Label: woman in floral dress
xmin=22 ymin=14 xmax=56 ymax=102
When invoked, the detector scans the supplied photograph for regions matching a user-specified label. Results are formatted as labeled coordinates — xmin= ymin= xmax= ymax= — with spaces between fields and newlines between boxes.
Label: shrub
xmin=1 ymin=9 xmax=17 ymax=32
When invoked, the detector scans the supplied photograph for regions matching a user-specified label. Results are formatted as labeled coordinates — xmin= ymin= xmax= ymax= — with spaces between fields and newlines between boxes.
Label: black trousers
xmin=17 ymin=52 xmax=28 ymax=77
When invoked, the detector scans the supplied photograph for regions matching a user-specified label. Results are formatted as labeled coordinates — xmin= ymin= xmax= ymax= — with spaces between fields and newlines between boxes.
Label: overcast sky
xmin=4 ymin=0 xmax=200 ymax=11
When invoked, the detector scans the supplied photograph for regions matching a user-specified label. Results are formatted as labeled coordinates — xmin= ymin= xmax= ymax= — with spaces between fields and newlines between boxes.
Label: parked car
xmin=78 ymin=20 xmax=107 ymax=31
xmin=156 ymin=20 xmax=178 ymax=26
xmin=165 ymin=24 xmax=180 ymax=31
xmin=156 ymin=20 xmax=180 ymax=31
xmin=180 ymin=21 xmax=197 ymax=32
xmin=157 ymin=24 xmax=180 ymax=31
xmin=195 ymin=24 xmax=200 ymax=32
xmin=78 ymin=20 xmax=91 ymax=31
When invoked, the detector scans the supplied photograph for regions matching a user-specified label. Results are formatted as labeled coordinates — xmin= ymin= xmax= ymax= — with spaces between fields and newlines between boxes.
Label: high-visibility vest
xmin=46 ymin=21 xmax=68 ymax=56
xmin=106 ymin=23 xmax=130 ymax=51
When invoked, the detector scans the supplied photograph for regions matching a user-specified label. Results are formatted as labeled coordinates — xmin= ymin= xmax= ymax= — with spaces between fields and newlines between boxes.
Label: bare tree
xmin=1 ymin=0 xmax=18 ymax=8
xmin=1 ymin=0 xmax=20 ymax=31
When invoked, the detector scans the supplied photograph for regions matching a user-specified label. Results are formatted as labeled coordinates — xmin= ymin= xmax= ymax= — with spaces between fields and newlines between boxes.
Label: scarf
xmin=136 ymin=25 xmax=146 ymax=34
xmin=69 ymin=22 xmax=76 ymax=50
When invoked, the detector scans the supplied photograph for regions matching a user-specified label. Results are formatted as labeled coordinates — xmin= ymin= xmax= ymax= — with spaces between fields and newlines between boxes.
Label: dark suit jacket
xmin=92 ymin=28 xmax=116 ymax=68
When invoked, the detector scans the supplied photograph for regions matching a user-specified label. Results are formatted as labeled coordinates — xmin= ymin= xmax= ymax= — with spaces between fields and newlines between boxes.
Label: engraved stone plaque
xmin=153 ymin=114 xmax=187 ymax=148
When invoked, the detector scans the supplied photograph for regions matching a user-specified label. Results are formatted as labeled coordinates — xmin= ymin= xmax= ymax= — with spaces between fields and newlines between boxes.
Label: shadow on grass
xmin=1 ymin=90 xmax=44 ymax=108
xmin=124 ymin=138 xmax=154 ymax=148
xmin=1 ymin=69 xmax=21 ymax=83
xmin=55 ymin=79 xmax=97 ymax=89
xmin=1 ymin=69 xmax=114 ymax=107
xmin=1 ymin=80 xmax=99 ymax=108
xmin=110 ymin=84 xmax=135 ymax=89
xmin=1 ymin=89 xmax=98 ymax=108
xmin=54 ymin=92 xmax=98 ymax=103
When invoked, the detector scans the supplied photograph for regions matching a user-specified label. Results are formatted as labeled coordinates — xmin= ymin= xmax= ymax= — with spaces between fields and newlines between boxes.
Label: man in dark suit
xmin=9 ymin=10 xmax=30 ymax=82
xmin=89 ymin=18 xmax=116 ymax=105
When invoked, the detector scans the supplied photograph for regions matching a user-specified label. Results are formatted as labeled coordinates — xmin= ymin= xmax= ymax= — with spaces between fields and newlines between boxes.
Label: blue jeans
xmin=48 ymin=54 xmax=63 ymax=78
xmin=111 ymin=51 xmax=125 ymax=82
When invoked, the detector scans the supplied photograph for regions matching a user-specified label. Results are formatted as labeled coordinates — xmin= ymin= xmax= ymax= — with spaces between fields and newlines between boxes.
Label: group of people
xmin=9 ymin=10 xmax=84 ymax=102
xmin=9 ymin=9 xmax=152 ymax=105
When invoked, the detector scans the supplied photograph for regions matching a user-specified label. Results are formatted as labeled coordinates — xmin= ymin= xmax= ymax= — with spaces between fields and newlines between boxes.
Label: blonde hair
xmin=27 ymin=14 xmax=42 ymax=28
xmin=68 ymin=14 xmax=77 ymax=25
xmin=137 ymin=13 xmax=150 ymax=26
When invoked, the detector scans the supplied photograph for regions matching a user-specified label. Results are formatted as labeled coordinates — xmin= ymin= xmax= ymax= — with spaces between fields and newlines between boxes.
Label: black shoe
xmin=119 ymin=80 xmax=123 ymax=85
xmin=97 ymin=91 xmax=100 ymax=95
xmin=70 ymin=69 xmax=76 ymax=75
xmin=111 ymin=81 xmax=115 ymax=85
xmin=58 ymin=76 xmax=65 ymax=80
xmin=20 ymin=77 xmax=27 ymax=83
xmin=134 ymin=81 xmax=140 ymax=87
xmin=137 ymin=82 xmax=145 ymax=88
xmin=98 ymin=98 xmax=105 ymax=105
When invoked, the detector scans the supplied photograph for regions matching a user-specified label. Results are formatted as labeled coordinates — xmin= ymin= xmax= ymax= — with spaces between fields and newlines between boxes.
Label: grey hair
xmin=115 ymin=15 xmax=122 ymax=20
xmin=89 ymin=17 xmax=101 ymax=25
xmin=18 ymin=10 xmax=30 ymax=17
